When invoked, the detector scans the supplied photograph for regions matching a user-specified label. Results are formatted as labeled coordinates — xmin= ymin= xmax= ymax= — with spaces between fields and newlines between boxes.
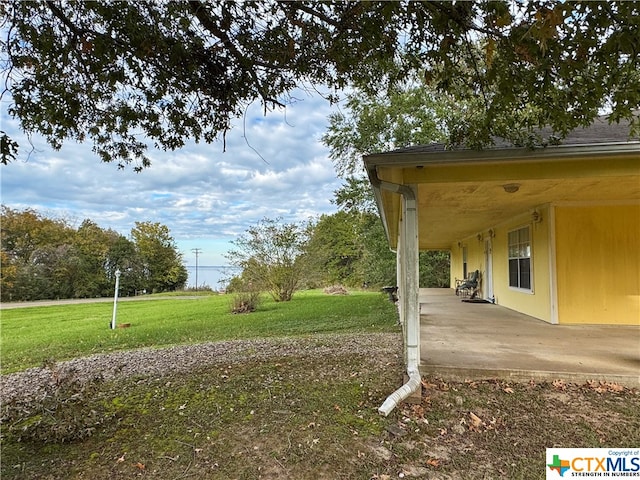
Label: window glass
xmin=508 ymin=226 xmax=532 ymax=290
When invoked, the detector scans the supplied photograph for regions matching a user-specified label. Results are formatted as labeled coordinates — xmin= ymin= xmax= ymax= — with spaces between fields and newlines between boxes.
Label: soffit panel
xmin=415 ymin=175 xmax=640 ymax=249
xmin=373 ymin=154 xmax=639 ymax=250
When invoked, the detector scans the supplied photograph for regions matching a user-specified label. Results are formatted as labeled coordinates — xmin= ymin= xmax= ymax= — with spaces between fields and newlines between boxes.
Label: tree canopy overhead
xmin=2 ymin=1 xmax=639 ymax=168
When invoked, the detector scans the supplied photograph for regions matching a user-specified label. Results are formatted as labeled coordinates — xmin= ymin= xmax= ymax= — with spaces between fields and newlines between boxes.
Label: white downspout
xmin=370 ymin=176 xmax=421 ymax=416
xmin=378 ymin=366 xmax=421 ymax=416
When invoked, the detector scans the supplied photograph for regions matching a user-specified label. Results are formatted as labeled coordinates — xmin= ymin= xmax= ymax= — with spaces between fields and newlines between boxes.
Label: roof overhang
xmin=365 ymin=143 xmax=640 ymax=250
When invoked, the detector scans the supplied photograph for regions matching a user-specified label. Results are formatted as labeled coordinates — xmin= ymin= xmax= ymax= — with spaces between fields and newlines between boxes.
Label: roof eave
xmin=363 ymin=142 xmax=640 ymax=168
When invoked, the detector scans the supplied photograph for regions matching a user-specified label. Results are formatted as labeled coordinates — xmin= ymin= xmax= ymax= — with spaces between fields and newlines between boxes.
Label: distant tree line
xmin=1 ymin=206 xmax=187 ymax=301
xmin=225 ymin=210 xmax=449 ymax=306
xmin=1 ymin=203 xmax=449 ymax=304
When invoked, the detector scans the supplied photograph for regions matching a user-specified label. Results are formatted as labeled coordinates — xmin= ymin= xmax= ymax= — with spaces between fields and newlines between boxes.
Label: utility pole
xmin=191 ymin=248 xmax=202 ymax=291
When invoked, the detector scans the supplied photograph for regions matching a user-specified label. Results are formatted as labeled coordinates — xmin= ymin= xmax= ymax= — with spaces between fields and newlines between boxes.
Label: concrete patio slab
xmin=419 ymin=288 xmax=640 ymax=387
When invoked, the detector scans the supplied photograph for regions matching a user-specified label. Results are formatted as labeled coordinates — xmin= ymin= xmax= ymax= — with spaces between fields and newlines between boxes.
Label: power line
xmin=191 ymin=248 xmax=202 ymax=291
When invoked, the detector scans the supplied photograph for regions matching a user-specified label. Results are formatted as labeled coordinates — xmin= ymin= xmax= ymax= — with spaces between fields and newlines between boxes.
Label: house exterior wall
xmin=450 ymin=238 xmax=484 ymax=287
xmin=554 ymin=204 xmax=640 ymax=325
xmin=450 ymin=206 xmax=553 ymax=323
xmin=491 ymin=208 xmax=552 ymax=322
xmin=449 ymin=203 xmax=640 ymax=325
xmin=450 ymin=247 xmax=461 ymax=287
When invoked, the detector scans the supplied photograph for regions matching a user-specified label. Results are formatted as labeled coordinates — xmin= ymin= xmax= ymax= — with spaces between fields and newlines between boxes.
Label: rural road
xmin=0 ymin=295 xmax=206 ymax=310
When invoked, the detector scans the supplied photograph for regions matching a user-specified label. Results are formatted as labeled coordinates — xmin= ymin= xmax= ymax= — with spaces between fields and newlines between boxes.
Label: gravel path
xmin=1 ymin=333 xmax=402 ymax=403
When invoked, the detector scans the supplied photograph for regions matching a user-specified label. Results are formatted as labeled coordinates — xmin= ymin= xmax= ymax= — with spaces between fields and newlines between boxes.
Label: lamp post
xmin=111 ymin=269 xmax=121 ymax=329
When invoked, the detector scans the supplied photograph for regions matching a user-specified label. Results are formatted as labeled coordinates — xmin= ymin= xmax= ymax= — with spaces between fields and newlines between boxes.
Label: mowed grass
xmin=2 ymin=290 xmax=639 ymax=479
xmin=1 ymin=290 xmax=398 ymax=374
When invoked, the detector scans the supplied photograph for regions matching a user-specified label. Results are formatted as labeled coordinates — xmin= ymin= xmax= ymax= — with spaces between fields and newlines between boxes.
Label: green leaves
xmin=0 ymin=208 xmax=187 ymax=300
xmin=0 ymin=132 xmax=19 ymax=165
xmin=226 ymin=217 xmax=309 ymax=302
xmin=323 ymin=85 xmax=448 ymax=177
xmin=131 ymin=221 xmax=188 ymax=293
xmin=2 ymin=1 xmax=639 ymax=168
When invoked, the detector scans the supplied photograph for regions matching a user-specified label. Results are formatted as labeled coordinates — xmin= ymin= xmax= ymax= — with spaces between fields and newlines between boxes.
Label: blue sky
xmin=1 ymin=90 xmax=345 ymax=266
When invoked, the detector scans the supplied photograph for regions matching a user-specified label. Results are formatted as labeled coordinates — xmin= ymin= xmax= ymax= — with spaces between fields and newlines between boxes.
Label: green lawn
xmin=1 ymin=290 xmax=398 ymax=373
xmin=2 ymin=289 xmax=639 ymax=479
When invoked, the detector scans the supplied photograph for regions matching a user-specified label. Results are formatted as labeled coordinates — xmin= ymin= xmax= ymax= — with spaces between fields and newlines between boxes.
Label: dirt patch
xmin=324 ymin=285 xmax=349 ymax=295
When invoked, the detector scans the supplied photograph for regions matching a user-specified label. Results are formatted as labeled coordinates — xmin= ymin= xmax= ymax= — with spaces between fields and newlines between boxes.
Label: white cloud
xmin=1 ymin=89 xmax=344 ymax=265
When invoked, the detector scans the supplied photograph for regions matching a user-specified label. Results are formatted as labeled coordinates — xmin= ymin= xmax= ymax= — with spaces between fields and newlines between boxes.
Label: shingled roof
xmin=378 ymin=115 xmax=639 ymax=156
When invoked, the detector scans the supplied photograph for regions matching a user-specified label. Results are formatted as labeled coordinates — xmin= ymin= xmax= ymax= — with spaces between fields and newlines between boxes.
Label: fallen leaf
xmin=585 ymin=380 xmax=626 ymax=393
xmin=421 ymin=379 xmax=437 ymax=389
xmin=469 ymin=412 xmax=483 ymax=431
xmin=607 ymin=383 xmax=625 ymax=393
xmin=485 ymin=417 xmax=501 ymax=431
xmin=132 ymin=462 xmax=145 ymax=471
xmin=427 ymin=458 xmax=440 ymax=467
xmin=410 ymin=404 xmax=425 ymax=418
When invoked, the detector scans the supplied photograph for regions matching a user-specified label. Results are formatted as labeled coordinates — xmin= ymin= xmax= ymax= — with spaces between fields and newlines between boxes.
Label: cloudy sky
xmin=1 ymin=89 xmax=345 ymax=267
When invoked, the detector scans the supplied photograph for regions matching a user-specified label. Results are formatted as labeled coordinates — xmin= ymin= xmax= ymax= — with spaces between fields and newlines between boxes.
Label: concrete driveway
xmin=419 ymin=288 xmax=640 ymax=387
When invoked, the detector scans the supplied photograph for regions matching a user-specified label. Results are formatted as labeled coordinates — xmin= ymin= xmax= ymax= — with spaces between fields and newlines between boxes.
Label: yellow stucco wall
xmin=449 ymin=247 xmax=461 ymax=287
xmin=492 ymin=209 xmax=552 ymax=322
xmin=449 ymin=238 xmax=485 ymax=287
xmin=555 ymin=204 xmax=640 ymax=325
xmin=449 ymin=206 xmax=553 ymax=323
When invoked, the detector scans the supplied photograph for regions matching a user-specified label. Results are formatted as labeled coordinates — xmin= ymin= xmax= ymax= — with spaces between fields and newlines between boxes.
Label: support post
xmin=396 ymin=222 xmax=404 ymax=327
xmin=403 ymin=187 xmax=420 ymax=368
xmin=378 ymin=184 xmax=421 ymax=416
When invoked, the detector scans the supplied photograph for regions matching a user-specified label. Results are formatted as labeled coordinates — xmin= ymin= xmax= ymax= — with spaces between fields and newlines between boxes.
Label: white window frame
xmin=508 ymin=225 xmax=533 ymax=293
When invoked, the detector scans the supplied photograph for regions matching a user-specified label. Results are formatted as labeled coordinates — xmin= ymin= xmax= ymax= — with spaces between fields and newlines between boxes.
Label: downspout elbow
xmin=378 ymin=365 xmax=421 ymax=417
xmin=367 ymin=166 xmax=416 ymax=201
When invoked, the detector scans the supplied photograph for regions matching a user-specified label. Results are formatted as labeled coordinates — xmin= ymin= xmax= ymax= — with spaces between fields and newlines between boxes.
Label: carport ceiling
xmin=416 ymin=174 xmax=640 ymax=249
xmin=370 ymin=152 xmax=640 ymax=250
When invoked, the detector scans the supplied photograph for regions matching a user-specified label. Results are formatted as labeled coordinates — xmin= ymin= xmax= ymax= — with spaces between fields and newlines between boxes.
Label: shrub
xmin=225 ymin=218 xmax=308 ymax=302
xmin=224 ymin=275 xmax=244 ymax=294
xmin=229 ymin=290 xmax=261 ymax=313
xmin=182 ymin=284 xmax=215 ymax=292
